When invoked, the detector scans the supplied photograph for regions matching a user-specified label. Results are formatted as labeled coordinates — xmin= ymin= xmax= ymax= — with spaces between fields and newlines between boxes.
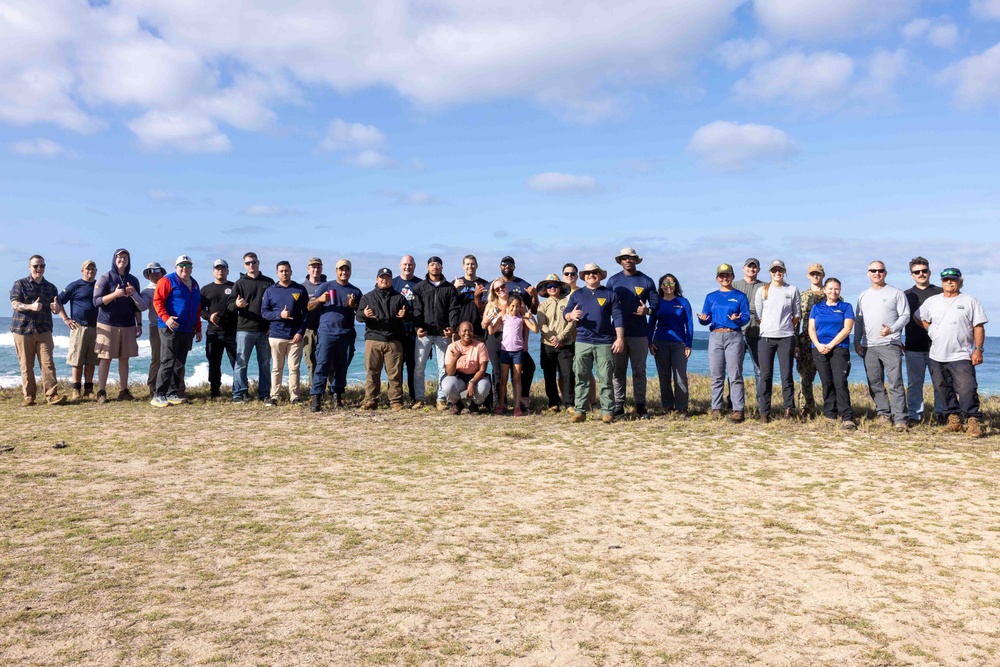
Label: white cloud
xmin=971 ymin=0 xmax=1000 ymax=20
xmin=854 ymin=49 xmax=908 ymax=99
xmin=377 ymin=189 xmax=445 ymax=206
xmin=754 ymin=0 xmax=918 ymax=41
xmin=901 ymin=18 xmax=958 ymax=48
xmin=526 ymin=172 xmax=601 ymax=194
xmin=9 ymin=138 xmax=64 ymax=157
xmin=343 ymin=150 xmax=396 ymax=168
xmin=0 ymin=0 xmax=744 ymax=140
xmin=127 ymin=110 xmax=231 ymax=153
xmin=717 ymin=38 xmax=773 ymax=69
xmin=240 ymin=205 xmax=302 ymax=217
xmin=940 ymin=42 xmax=1000 ymax=106
xmin=733 ymin=51 xmax=854 ymax=110
xmin=319 ymin=119 xmax=387 ymax=152
xmin=688 ymin=121 xmax=798 ymax=171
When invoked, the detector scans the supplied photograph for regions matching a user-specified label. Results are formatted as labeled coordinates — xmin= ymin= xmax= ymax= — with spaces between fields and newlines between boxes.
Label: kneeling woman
xmin=808 ymin=277 xmax=856 ymax=429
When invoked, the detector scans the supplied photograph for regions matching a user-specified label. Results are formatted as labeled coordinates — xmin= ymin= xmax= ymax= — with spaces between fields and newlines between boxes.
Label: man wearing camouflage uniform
xmin=797 ymin=263 xmax=826 ymax=417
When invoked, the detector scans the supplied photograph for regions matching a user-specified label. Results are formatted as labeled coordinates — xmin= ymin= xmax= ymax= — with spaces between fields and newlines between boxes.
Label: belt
xmin=712 ymin=327 xmax=739 ymax=333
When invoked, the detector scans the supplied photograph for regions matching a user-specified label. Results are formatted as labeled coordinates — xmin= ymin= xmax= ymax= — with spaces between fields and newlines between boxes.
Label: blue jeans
xmin=414 ymin=335 xmax=450 ymax=402
xmin=905 ymin=350 xmax=944 ymax=421
xmin=312 ymin=331 xmax=356 ymax=397
xmin=233 ymin=330 xmax=270 ymax=400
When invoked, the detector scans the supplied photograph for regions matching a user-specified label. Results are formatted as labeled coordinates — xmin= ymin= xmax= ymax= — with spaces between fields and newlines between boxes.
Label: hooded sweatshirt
xmin=92 ymin=248 xmax=143 ymax=327
xmin=356 ymin=285 xmax=409 ymax=342
xmin=228 ymin=271 xmax=275 ymax=332
xmin=413 ymin=274 xmax=461 ymax=336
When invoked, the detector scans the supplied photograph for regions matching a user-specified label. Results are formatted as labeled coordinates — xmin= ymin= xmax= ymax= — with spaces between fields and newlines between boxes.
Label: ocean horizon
xmin=3 ymin=317 xmax=999 ymax=396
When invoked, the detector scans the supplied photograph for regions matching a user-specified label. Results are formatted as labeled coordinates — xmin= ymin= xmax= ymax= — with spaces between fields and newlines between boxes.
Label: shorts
xmin=95 ymin=323 xmax=139 ymax=360
xmin=67 ymin=325 xmax=100 ymax=366
xmin=500 ymin=349 xmax=525 ymax=365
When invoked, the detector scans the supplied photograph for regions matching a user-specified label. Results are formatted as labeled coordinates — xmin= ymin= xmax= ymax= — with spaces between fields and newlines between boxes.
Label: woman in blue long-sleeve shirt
xmin=648 ymin=273 xmax=693 ymax=416
xmin=697 ymin=263 xmax=751 ymax=421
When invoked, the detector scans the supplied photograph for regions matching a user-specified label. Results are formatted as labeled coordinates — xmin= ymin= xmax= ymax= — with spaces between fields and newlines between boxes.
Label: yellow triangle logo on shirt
xmin=597 ymin=298 xmax=606 ymax=306
xmin=634 ymin=287 xmax=643 ymax=296
xmin=292 ymin=293 xmax=300 ymax=301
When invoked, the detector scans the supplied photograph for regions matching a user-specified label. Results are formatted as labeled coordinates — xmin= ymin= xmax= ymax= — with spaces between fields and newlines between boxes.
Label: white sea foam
xmin=0 ymin=331 xmax=150 ymax=354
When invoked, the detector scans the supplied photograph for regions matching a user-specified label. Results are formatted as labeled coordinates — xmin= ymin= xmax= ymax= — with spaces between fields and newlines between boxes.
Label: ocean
xmin=2 ymin=317 xmax=999 ymax=395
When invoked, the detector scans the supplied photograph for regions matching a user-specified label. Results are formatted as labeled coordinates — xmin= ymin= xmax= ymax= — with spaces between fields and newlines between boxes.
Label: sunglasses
xmin=808 ymin=272 xmax=823 ymax=277
xmin=245 ymin=260 xmax=259 ymax=265
xmin=495 ymin=285 xmax=507 ymax=291
xmin=911 ymin=269 xmax=929 ymax=275
xmin=869 ymin=269 xmax=886 ymax=274
xmin=177 ymin=263 xmax=192 ymax=268
xmin=31 ymin=264 xmax=46 ymax=269
xmin=563 ymin=272 xmax=577 ymax=277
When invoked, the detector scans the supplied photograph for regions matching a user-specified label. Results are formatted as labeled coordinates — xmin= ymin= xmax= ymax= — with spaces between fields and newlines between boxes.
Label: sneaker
xmin=118 ymin=388 xmax=134 ymax=402
xmin=636 ymin=404 xmax=651 ymax=420
xmin=436 ymin=400 xmax=448 ymax=411
xmin=150 ymin=396 xmax=169 ymax=408
xmin=612 ymin=405 xmax=626 ymax=419
xmin=22 ymin=396 xmax=36 ymax=407
xmin=906 ymin=418 xmax=921 ymax=427
xmin=166 ymin=395 xmax=188 ymax=405
xmin=894 ymin=422 xmax=908 ymax=432
xmin=783 ymin=407 xmax=797 ymax=420
xmin=334 ymin=396 xmax=344 ymax=409
xmin=842 ymin=420 xmax=857 ymax=430
xmin=874 ymin=415 xmax=892 ymax=427
xmin=759 ymin=413 xmax=770 ymax=424
xmin=411 ymin=400 xmax=425 ymax=410
xmin=494 ymin=404 xmax=505 ymax=415
xmin=263 ymin=398 xmax=277 ymax=407
xmin=449 ymin=402 xmax=462 ymax=415
xmin=82 ymin=385 xmax=94 ymax=398
xmin=546 ymin=405 xmax=561 ymax=413
xmin=47 ymin=394 xmax=67 ymax=406
xmin=467 ymin=402 xmax=480 ymax=414
xmin=711 ymin=409 xmax=723 ymax=420
xmin=96 ymin=390 xmax=107 ymax=404
xmin=728 ymin=410 xmax=744 ymax=423
xmin=70 ymin=388 xmax=80 ymax=401
xmin=570 ymin=412 xmax=586 ymax=423
xmin=602 ymin=414 xmax=614 ymax=424
xmin=967 ymin=417 xmax=984 ymax=439
xmin=290 ymin=399 xmax=301 ymax=406
xmin=391 ymin=403 xmax=404 ymax=412
xmin=310 ymin=395 xmax=322 ymax=413
xmin=565 ymin=406 xmax=576 ymax=414
xmin=676 ymin=411 xmax=689 ymax=419
xmin=800 ymin=406 xmax=814 ymax=419
xmin=232 ymin=395 xmax=245 ymax=404
xmin=513 ymin=407 xmax=523 ymax=417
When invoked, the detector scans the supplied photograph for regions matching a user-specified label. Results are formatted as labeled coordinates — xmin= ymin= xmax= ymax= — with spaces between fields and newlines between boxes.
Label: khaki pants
xmin=13 ymin=332 xmax=59 ymax=399
xmin=364 ymin=340 xmax=403 ymax=405
xmin=303 ymin=329 xmax=319 ymax=389
xmin=269 ymin=337 xmax=304 ymax=401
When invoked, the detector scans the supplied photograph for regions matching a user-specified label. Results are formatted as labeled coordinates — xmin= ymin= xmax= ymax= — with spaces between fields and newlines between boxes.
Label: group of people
xmin=9 ymin=249 xmax=988 ymax=435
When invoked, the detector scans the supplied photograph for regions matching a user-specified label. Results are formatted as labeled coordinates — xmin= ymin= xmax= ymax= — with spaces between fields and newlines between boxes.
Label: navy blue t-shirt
xmin=392 ymin=276 xmax=422 ymax=334
xmin=58 ymin=278 xmax=98 ymax=326
xmin=810 ymin=300 xmax=855 ymax=348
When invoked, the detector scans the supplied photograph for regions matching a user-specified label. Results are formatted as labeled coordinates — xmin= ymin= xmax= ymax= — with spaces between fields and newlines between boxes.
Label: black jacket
xmin=356 ymin=287 xmax=409 ymax=342
xmin=413 ymin=275 xmax=461 ymax=336
xmin=228 ymin=272 xmax=275 ymax=332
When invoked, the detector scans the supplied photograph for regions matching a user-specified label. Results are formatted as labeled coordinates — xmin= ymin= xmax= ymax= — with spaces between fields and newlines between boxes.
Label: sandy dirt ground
xmin=2 ymin=400 xmax=999 ymax=666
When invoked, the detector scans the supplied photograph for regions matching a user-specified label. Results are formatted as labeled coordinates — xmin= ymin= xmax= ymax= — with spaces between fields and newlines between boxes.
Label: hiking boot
xmin=906 ymin=418 xmax=921 ymax=427
xmin=310 ymin=395 xmax=322 ymax=413
xmin=82 ymin=385 xmax=94 ymax=398
xmin=96 ymin=389 xmax=107 ymax=404
xmin=602 ymin=414 xmax=614 ymax=424
xmin=47 ymin=394 xmax=67 ymax=406
xmin=729 ymin=410 xmax=744 ymax=423
xmin=21 ymin=396 xmax=36 ymax=407
xmin=546 ymin=405 xmax=561 ymax=413
xmin=759 ymin=413 xmax=770 ymax=424
xmin=677 ymin=410 xmax=689 ymax=419
xmin=570 ymin=411 xmax=586 ymax=423
xmin=436 ymin=400 xmax=448 ymax=411
xmin=942 ymin=414 xmax=963 ymax=433
xmin=334 ymin=395 xmax=344 ymax=409
xmin=636 ymin=404 xmax=651 ymax=420
xmin=784 ymin=407 xmax=798 ymax=421
xmin=449 ymin=402 xmax=462 ymax=415
xmin=467 ymin=402 xmax=480 ymax=414
xmin=894 ymin=422 xmax=908 ymax=432
xmin=612 ymin=405 xmax=626 ymax=419
xmin=711 ymin=409 xmax=723 ymax=420
xmin=842 ymin=420 xmax=857 ymax=430
xmin=967 ymin=417 xmax=984 ymax=439
xmin=150 ymin=396 xmax=169 ymax=408
xmin=411 ymin=400 xmax=425 ymax=410
xmin=874 ymin=415 xmax=892 ymax=427
xmin=801 ymin=406 xmax=814 ymax=419
xmin=70 ymin=388 xmax=80 ymax=401
xmin=391 ymin=403 xmax=404 ymax=412
xmin=118 ymin=388 xmax=134 ymax=402
xmin=361 ymin=400 xmax=378 ymax=410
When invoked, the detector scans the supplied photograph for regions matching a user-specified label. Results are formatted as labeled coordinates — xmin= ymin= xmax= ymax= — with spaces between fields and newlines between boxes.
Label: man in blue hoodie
xmin=606 ymin=247 xmax=659 ymax=420
xmin=262 ymin=261 xmax=309 ymax=406
xmin=92 ymin=248 xmax=144 ymax=403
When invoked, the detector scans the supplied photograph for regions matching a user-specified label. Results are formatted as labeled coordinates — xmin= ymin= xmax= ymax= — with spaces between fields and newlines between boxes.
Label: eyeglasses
xmin=563 ymin=272 xmax=577 ymax=277
xmin=495 ymin=285 xmax=507 ymax=291
xmin=911 ymin=269 xmax=929 ymax=275
xmin=869 ymin=269 xmax=886 ymax=274
xmin=245 ymin=260 xmax=258 ymax=265
xmin=30 ymin=264 xmax=46 ymax=269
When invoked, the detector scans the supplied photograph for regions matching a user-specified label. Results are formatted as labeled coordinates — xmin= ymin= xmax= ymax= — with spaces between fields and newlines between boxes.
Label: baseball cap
xmin=377 ymin=267 xmax=393 ymax=278
xmin=500 ymin=256 xmax=515 ymax=265
xmin=213 ymin=259 xmax=229 ymax=269
xmin=81 ymin=260 xmax=97 ymax=270
xmin=427 ymin=256 xmax=443 ymax=265
xmin=175 ymin=255 xmax=193 ymax=266
xmin=807 ymin=263 xmax=824 ymax=274
xmin=716 ymin=263 xmax=734 ymax=276
xmin=940 ymin=267 xmax=962 ymax=279
xmin=335 ymin=259 xmax=351 ymax=270
xmin=307 ymin=257 xmax=323 ymax=266
xmin=744 ymin=257 xmax=760 ymax=268
xmin=769 ymin=260 xmax=787 ymax=271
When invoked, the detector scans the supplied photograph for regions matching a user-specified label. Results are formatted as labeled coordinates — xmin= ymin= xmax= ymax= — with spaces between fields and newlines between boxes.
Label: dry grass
xmin=1 ymin=376 xmax=999 ymax=666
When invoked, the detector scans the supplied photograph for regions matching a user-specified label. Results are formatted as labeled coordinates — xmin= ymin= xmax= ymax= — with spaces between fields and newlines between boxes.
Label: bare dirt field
xmin=2 ymin=382 xmax=999 ymax=666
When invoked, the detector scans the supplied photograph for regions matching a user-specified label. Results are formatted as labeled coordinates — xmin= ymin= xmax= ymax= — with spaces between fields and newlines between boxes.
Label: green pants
xmin=574 ymin=342 xmax=614 ymax=415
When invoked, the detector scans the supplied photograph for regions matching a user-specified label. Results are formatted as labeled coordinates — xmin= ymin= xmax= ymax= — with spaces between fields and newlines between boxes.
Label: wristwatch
xmin=974 ymin=346 xmax=985 ymax=352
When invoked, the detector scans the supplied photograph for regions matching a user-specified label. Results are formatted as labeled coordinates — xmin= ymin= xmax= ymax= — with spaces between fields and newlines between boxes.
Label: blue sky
xmin=2 ymin=0 xmax=1000 ymax=314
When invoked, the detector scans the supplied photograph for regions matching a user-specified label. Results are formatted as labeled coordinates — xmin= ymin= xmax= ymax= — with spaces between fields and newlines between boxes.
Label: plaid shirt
xmin=9 ymin=276 xmax=58 ymax=335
